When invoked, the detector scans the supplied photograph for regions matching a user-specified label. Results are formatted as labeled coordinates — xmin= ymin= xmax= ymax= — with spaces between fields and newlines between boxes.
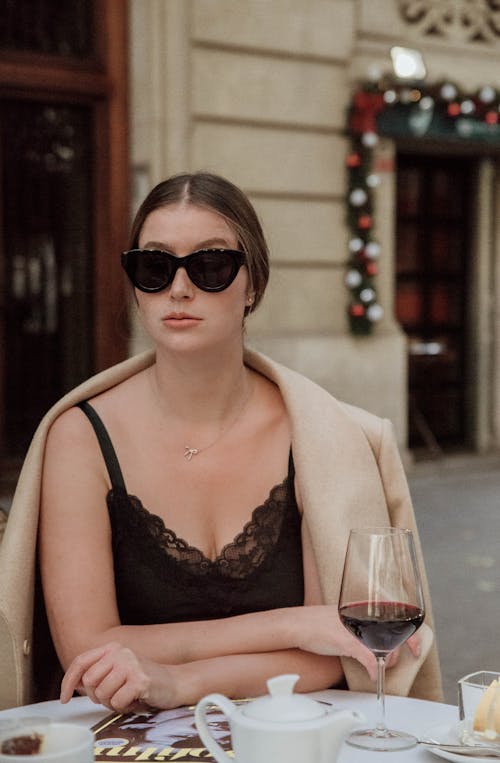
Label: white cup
xmin=0 ymin=718 xmax=94 ymax=762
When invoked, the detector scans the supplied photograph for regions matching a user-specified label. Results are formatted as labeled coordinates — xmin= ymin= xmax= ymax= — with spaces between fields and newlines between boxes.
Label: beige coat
xmin=0 ymin=348 xmax=443 ymax=710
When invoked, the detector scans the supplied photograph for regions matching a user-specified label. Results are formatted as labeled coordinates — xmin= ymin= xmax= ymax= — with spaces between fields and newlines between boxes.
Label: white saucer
xmin=423 ymin=722 xmax=500 ymax=762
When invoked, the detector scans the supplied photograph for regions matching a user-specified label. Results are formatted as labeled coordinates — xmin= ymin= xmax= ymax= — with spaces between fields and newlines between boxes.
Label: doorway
xmin=0 ymin=0 xmax=129 ymax=485
xmin=1 ymin=100 xmax=94 ymax=458
xmin=395 ymin=153 xmax=474 ymax=451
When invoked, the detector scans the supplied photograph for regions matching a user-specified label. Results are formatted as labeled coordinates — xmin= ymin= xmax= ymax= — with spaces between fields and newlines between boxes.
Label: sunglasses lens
xmin=133 ymin=251 xmax=173 ymax=290
xmin=189 ymin=251 xmax=237 ymax=290
xmin=122 ymin=249 xmax=244 ymax=292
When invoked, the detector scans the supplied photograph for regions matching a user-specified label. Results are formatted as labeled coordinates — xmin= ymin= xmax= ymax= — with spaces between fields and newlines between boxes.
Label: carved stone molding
xmin=399 ymin=0 xmax=500 ymax=44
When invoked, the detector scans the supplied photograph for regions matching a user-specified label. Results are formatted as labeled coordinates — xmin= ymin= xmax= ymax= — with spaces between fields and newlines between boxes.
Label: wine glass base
xmin=346 ymin=727 xmax=418 ymax=752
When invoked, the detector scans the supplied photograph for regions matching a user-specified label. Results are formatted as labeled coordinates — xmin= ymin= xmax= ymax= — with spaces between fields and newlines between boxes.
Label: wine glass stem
xmin=375 ymin=655 xmax=388 ymax=736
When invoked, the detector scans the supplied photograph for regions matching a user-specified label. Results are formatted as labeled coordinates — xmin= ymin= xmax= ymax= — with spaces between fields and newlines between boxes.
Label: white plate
xmin=423 ymin=722 xmax=500 ymax=762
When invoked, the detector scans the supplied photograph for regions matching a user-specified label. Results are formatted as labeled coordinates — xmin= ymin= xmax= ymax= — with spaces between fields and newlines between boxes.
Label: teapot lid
xmin=242 ymin=675 xmax=327 ymax=722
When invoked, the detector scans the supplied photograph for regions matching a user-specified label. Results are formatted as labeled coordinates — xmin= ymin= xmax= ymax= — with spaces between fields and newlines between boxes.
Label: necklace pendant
xmin=184 ymin=446 xmax=199 ymax=461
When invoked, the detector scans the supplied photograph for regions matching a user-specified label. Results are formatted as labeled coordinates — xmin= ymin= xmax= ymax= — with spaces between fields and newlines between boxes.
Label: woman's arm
xmin=61 ymin=642 xmax=349 ymax=712
xmin=96 ymin=510 xmax=375 ymax=670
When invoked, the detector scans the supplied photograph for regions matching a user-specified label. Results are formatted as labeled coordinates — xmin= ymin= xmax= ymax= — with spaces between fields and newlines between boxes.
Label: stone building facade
xmin=128 ymin=0 xmax=500 ymax=455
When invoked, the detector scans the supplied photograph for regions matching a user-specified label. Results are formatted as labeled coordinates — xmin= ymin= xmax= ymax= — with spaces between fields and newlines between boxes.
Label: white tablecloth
xmin=0 ymin=690 xmax=459 ymax=762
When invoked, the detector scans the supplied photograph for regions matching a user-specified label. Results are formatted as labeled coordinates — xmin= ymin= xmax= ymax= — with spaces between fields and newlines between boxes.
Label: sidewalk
xmin=408 ymin=454 xmax=500 ymax=703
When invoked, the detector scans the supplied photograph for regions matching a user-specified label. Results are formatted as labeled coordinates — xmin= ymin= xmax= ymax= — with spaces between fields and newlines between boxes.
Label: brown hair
xmin=129 ymin=172 xmax=270 ymax=312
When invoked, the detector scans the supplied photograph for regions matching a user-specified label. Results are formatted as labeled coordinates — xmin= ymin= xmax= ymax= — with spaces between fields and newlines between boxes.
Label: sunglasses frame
xmin=121 ymin=248 xmax=246 ymax=293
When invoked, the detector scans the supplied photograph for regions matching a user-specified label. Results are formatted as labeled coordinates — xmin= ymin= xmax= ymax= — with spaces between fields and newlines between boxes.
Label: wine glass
xmin=338 ymin=527 xmax=425 ymax=751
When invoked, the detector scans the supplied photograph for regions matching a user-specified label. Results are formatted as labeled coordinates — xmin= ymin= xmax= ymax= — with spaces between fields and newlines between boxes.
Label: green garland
xmin=346 ymin=75 xmax=500 ymax=335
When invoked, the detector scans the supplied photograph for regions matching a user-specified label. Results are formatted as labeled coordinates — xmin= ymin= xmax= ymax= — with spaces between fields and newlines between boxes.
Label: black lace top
xmin=78 ymin=401 xmax=304 ymax=625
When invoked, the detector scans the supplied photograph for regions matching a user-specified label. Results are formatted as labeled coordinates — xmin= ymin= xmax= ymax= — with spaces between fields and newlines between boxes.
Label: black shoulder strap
xmin=288 ymin=446 xmax=295 ymax=480
xmin=77 ymin=401 xmax=126 ymax=490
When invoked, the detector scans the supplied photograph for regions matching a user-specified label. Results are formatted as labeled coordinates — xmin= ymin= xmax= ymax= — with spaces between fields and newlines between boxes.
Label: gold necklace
xmin=148 ymin=367 xmax=253 ymax=461
xmin=183 ymin=380 xmax=253 ymax=460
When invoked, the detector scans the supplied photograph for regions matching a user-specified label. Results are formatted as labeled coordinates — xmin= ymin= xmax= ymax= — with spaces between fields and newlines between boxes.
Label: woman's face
xmin=135 ymin=202 xmax=250 ymax=356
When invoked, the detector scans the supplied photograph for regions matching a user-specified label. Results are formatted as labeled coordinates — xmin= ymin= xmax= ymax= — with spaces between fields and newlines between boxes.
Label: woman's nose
xmin=169 ymin=266 xmax=195 ymax=299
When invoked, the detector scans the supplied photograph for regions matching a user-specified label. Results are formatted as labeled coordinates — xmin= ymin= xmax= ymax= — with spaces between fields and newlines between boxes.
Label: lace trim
xmin=108 ymin=476 xmax=291 ymax=580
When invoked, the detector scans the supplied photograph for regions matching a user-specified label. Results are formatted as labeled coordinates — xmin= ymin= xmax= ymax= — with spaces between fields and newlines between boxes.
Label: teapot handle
xmin=194 ymin=693 xmax=236 ymax=763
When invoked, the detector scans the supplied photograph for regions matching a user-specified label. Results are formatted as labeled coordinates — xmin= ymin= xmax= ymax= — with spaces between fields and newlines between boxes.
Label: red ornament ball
xmin=366 ymin=261 xmax=378 ymax=276
xmin=358 ymin=215 xmax=372 ymax=230
xmin=447 ymin=103 xmax=461 ymax=117
xmin=485 ymin=111 xmax=499 ymax=125
xmin=350 ymin=304 xmax=365 ymax=317
xmin=346 ymin=153 xmax=362 ymax=168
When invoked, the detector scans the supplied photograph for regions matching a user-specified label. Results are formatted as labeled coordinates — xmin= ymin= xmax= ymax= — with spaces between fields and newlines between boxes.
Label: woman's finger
xmin=60 ymin=642 xmax=124 ymax=703
xmin=60 ymin=644 xmax=110 ymax=703
xmin=406 ymin=633 xmax=421 ymax=657
xmin=353 ymin=644 xmax=378 ymax=681
xmin=385 ymin=648 xmax=400 ymax=668
xmin=86 ymin=665 xmax=126 ymax=706
xmin=93 ymin=673 xmax=128 ymax=709
xmin=79 ymin=654 xmax=116 ymax=693
xmin=107 ymin=682 xmax=145 ymax=714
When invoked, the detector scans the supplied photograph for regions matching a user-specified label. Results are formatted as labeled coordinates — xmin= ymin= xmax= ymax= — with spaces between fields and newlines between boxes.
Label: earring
xmin=246 ymin=294 xmax=255 ymax=306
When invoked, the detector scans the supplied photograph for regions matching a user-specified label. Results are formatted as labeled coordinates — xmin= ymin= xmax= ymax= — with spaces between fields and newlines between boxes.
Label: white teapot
xmin=194 ymin=674 xmax=364 ymax=763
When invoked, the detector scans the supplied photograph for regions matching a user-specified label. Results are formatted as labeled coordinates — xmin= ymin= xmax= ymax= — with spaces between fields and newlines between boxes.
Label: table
xmin=0 ymin=690 xmax=459 ymax=762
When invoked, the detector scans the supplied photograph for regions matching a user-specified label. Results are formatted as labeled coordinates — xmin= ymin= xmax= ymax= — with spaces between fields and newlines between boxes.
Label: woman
xmin=15 ymin=173 xmax=441 ymax=712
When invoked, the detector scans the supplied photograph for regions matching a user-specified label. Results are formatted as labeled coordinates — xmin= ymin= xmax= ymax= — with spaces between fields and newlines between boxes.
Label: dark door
xmin=1 ymin=100 xmax=94 ymax=457
xmin=0 ymin=0 xmax=129 ymax=482
xmin=395 ymin=154 xmax=472 ymax=450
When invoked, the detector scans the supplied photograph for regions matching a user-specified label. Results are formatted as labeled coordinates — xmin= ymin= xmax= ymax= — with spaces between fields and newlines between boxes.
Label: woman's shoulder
xmin=50 ymin=366 xmax=148 ymax=433
xmin=43 ymin=406 xmax=99 ymax=478
xmin=43 ymin=355 xmax=153 ymax=455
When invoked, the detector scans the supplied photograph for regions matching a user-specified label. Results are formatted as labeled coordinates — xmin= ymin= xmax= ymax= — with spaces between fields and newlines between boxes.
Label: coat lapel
xmin=244 ymin=348 xmax=389 ymax=602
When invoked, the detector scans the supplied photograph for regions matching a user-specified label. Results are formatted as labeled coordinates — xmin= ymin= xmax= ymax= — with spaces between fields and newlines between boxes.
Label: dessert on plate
xmin=473 ymin=678 xmax=500 ymax=741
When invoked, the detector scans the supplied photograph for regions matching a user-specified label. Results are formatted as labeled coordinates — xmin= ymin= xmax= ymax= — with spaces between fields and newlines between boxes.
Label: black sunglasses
xmin=121 ymin=248 xmax=246 ymax=293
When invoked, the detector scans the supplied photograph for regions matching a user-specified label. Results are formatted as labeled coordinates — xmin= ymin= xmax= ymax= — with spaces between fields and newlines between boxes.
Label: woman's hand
xmin=60 ymin=642 xmax=176 ymax=712
xmin=291 ymin=606 xmax=422 ymax=681
xmin=292 ymin=606 xmax=378 ymax=680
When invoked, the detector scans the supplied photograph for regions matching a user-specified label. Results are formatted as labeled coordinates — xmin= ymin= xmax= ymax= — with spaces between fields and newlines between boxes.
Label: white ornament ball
xmin=440 ymin=83 xmax=457 ymax=101
xmin=362 ymin=131 xmax=378 ymax=148
xmin=367 ymin=303 xmax=384 ymax=322
xmin=360 ymin=287 xmax=376 ymax=303
xmin=366 ymin=173 xmax=380 ymax=188
xmin=460 ymin=99 xmax=475 ymax=115
xmin=419 ymin=95 xmax=434 ymax=111
xmin=365 ymin=241 xmax=381 ymax=259
xmin=384 ymin=89 xmax=397 ymax=104
xmin=349 ymin=188 xmax=368 ymax=207
xmin=345 ymin=269 xmax=363 ymax=289
xmin=348 ymin=237 xmax=364 ymax=253
xmin=479 ymin=86 xmax=496 ymax=104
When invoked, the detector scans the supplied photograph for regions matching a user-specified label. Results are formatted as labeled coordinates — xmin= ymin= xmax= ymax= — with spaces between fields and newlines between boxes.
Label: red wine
xmin=339 ymin=601 xmax=424 ymax=656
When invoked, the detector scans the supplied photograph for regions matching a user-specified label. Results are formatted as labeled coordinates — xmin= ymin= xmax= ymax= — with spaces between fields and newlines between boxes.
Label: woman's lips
xmin=162 ymin=312 xmax=202 ymax=326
